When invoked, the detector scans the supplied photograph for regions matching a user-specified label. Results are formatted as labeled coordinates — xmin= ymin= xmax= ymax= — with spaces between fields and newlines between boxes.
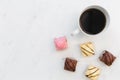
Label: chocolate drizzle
xmin=99 ymin=50 xmax=116 ymax=66
xmin=64 ymin=58 xmax=77 ymax=72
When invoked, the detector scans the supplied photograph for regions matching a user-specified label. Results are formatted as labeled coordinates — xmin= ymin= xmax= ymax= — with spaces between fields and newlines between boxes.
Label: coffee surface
xmin=80 ymin=8 xmax=106 ymax=34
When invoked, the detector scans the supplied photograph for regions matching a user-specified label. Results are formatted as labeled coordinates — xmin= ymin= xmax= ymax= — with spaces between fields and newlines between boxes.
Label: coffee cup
xmin=71 ymin=5 xmax=110 ymax=36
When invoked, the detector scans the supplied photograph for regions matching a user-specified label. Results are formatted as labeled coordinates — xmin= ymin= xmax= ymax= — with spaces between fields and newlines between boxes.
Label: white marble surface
xmin=0 ymin=0 xmax=120 ymax=80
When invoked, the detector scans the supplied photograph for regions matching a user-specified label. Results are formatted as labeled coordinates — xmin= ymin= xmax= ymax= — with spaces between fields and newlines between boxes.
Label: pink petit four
xmin=54 ymin=36 xmax=68 ymax=50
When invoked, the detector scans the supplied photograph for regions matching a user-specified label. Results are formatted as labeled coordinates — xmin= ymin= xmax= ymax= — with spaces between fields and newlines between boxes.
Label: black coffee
xmin=80 ymin=8 xmax=106 ymax=34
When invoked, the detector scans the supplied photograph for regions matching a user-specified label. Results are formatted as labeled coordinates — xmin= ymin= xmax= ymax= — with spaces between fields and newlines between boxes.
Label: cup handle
xmin=71 ymin=29 xmax=80 ymax=36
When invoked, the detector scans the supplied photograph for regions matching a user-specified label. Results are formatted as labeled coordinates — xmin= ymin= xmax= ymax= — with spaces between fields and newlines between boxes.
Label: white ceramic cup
xmin=71 ymin=5 xmax=110 ymax=36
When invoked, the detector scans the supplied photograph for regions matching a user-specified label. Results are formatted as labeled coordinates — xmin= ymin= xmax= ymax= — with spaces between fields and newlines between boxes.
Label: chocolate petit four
xmin=99 ymin=50 xmax=116 ymax=66
xmin=64 ymin=58 xmax=77 ymax=72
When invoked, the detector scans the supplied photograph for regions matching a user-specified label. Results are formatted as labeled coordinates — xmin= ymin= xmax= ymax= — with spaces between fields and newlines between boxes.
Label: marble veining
xmin=0 ymin=0 xmax=119 ymax=80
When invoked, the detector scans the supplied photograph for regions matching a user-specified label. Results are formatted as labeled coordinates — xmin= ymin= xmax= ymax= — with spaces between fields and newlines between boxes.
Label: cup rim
xmin=78 ymin=5 xmax=110 ymax=36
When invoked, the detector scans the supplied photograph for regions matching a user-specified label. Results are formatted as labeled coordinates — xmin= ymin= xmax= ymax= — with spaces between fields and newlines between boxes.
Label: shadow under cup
xmin=79 ymin=6 xmax=109 ymax=35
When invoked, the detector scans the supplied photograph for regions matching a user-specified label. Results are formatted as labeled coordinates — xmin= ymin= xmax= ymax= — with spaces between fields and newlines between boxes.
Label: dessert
xmin=80 ymin=42 xmax=95 ymax=56
xmin=54 ymin=36 xmax=68 ymax=50
xmin=99 ymin=50 xmax=116 ymax=66
xmin=64 ymin=58 xmax=77 ymax=72
xmin=85 ymin=65 xmax=101 ymax=80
